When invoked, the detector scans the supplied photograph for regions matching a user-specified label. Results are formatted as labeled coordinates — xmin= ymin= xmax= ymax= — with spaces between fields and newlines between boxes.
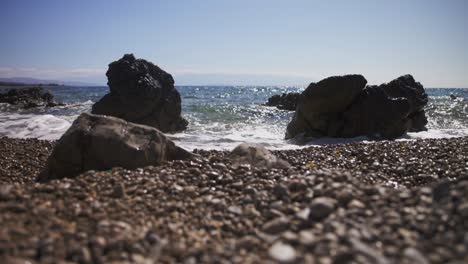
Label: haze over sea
xmin=0 ymin=86 xmax=466 ymax=150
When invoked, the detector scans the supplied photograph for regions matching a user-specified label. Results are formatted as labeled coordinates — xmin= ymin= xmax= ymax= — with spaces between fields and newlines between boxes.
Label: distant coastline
xmin=0 ymin=82 xmax=63 ymax=92
xmin=0 ymin=81 xmax=62 ymax=87
xmin=0 ymin=77 xmax=100 ymax=87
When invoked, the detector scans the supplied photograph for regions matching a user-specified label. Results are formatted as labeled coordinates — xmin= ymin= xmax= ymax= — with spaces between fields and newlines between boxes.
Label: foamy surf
xmin=0 ymin=86 xmax=467 ymax=150
xmin=0 ymin=113 xmax=71 ymax=140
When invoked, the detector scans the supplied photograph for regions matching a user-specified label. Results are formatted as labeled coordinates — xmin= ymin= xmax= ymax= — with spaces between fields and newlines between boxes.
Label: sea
xmin=0 ymin=86 xmax=467 ymax=151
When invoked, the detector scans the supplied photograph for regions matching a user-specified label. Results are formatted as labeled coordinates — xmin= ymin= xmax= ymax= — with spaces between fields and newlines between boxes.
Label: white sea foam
xmin=1 ymin=86 xmax=467 ymax=150
xmin=404 ymin=128 xmax=468 ymax=139
xmin=0 ymin=113 xmax=71 ymax=140
xmin=1 ymin=111 xmax=467 ymax=150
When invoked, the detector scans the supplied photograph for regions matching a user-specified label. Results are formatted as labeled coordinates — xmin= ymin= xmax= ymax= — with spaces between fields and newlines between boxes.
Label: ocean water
xmin=0 ymin=86 xmax=467 ymax=150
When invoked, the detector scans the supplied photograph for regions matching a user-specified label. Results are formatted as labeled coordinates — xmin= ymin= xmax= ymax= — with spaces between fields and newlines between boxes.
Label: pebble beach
xmin=1 ymin=136 xmax=467 ymax=263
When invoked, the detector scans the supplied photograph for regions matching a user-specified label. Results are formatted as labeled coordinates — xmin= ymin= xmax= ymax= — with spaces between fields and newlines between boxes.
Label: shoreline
xmin=1 ymin=136 xmax=467 ymax=262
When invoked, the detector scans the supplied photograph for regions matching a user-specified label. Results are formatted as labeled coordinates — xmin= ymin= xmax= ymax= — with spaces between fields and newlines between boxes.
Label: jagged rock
xmin=229 ymin=143 xmax=291 ymax=169
xmin=299 ymin=75 xmax=367 ymax=113
xmin=286 ymin=75 xmax=367 ymax=139
xmin=379 ymin=75 xmax=428 ymax=113
xmin=264 ymin=92 xmax=301 ymax=111
xmin=342 ymin=75 xmax=428 ymax=138
xmin=91 ymin=54 xmax=188 ymax=133
xmin=38 ymin=113 xmax=192 ymax=181
xmin=341 ymin=85 xmax=412 ymax=138
xmin=379 ymin=75 xmax=428 ymax=132
xmin=0 ymin=87 xmax=62 ymax=108
xmin=285 ymin=74 xmax=428 ymax=140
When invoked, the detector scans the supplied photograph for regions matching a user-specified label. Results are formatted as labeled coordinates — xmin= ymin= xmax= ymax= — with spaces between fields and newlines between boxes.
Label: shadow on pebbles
xmin=0 ymin=136 xmax=467 ymax=263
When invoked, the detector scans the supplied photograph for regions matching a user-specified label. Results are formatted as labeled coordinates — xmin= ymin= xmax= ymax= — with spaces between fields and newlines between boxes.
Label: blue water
xmin=0 ymin=86 xmax=467 ymax=150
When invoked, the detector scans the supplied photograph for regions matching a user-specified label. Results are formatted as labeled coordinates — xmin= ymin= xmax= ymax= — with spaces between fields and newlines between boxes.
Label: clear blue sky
xmin=1 ymin=0 xmax=467 ymax=87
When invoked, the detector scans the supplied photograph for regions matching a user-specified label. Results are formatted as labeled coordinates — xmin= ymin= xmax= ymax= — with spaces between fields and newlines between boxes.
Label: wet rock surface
xmin=91 ymin=54 xmax=188 ymax=133
xmin=264 ymin=92 xmax=301 ymax=111
xmin=0 ymin=136 xmax=467 ymax=263
xmin=0 ymin=87 xmax=62 ymax=108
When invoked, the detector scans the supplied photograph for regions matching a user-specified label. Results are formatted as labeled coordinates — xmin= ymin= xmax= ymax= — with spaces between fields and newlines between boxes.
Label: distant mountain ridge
xmin=0 ymin=77 xmax=101 ymax=87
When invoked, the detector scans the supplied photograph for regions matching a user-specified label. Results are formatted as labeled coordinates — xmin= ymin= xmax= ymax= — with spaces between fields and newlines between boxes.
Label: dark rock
xmin=285 ymin=74 xmax=428 ymax=139
xmin=264 ymin=92 xmax=301 ymax=111
xmin=406 ymin=110 xmax=428 ymax=132
xmin=457 ymin=202 xmax=468 ymax=218
xmin=432 ymin=180 xmax=451 ymax=202
xmin=341 ymin=85 xmax=412 ymax=138
xmin=262 ymin=217 xmax=290 ymax=234
xmin=308 ymin=197 xmax=337 ymax=221
xmin=380 ymin=75 xmax=428 ymax=113
xmin=91 ymin=54 xmax=188 ymax=133
xmin=342 ymin=75 xmax=428 ymax=138
xmin=299 ymin=75 xmax=367 ymax=113
xmin=272 ymin=184 xmax=289 ymax=199
xmin=0 ymin=87 xmax=61 ymax=108
xmin=110 ymin=184 xmax=126 ymax=198
xmin=228 ymin=143 xmax=291 ymax=169
xmin=286 ymin=75 xmax=367 ymax=139
xmin=38 ymin=113 xmax=192 ymax=181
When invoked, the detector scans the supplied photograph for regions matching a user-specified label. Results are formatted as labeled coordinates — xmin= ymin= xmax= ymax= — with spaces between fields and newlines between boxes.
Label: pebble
xmin=0 ymin=137 xmax=467 ymax=263
xmin=227 ymin=205 xmax=242 ymax=215
xmin=110 ymin=184 xmax=126 ymax=198
xmin=348 ymin=199 xmax=365 ymax=209
xmin=299 ymin=230 xmax=316 ymax=245
xmin=403 ymin=247 xmax=429 ymax=264
xmin=0 ymin=184 xmax=13 ymax=200
xmin=457 ymin=202 xmax=468 ymax=217
xmin=262 ymin=217 xmax=290 ymax=234
xmin=273 ymin=184 xmax=289 ymax=199
xmin=295 ymin=208 xmax=310 ymax=221
xmin=268 ymin=241 xmax=296 ymax=263
xmin=308 ymin=197 xmax=337 ymax=221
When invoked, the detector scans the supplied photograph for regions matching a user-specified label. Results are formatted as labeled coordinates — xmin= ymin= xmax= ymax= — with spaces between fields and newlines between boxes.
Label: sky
xmin=0 ymin=0 xmax=467 ymax=87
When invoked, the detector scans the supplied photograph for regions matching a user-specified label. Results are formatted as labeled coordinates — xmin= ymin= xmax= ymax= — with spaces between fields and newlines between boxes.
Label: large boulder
xmin=38 ymin=113 xmax=192 ymax=181
xmin=91 ymin=54 xmax=188 ymax=133
xmin=229 ymin=143 xmax=290 ymax=169
xmin=0 ymin=87 xmax=61 ymax=108
xmin=379 ymin=75 xmax=428 ymax=113
xmin=299 ymin=75 xmax=367 ymax=113
xmin=378 ymin=75 xmax=428 ymax=132
xmin=286 ymin=74 xmax=428 ymax=140
xmin=264 ymin=92 xmax=301 ymax=111
xmin=341 ymin=86 xmax=412 ymax=138
xmin=286 ymin=75 xmax=367 ymax=139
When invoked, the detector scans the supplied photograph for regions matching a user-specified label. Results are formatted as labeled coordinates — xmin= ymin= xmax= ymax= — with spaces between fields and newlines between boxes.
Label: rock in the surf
xmin=91 ymin=54 xmax=188 ymax=133
xmin=378 ymin=74 xmax=428 ymax=132
xmin=229 ymin=143 xmax=291 ymax=169
xmin=341 ymin=75 xmax=428 ymax=138
xmin=0 ymin=87 xmax=61 ymax=108
xmin=38 ymin=113 xmax=192 ymax=181
xmin=285 ymin=74 xmax=428 ymax=140
xmin=286 ymin=74 xmax=367 ymax=139
xmin=264 ymin=92 xmax=301 ymax=111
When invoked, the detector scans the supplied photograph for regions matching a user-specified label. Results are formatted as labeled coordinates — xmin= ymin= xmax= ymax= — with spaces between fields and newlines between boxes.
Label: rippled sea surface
xmin=0 ymin=86 xmax=467 ymax=150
